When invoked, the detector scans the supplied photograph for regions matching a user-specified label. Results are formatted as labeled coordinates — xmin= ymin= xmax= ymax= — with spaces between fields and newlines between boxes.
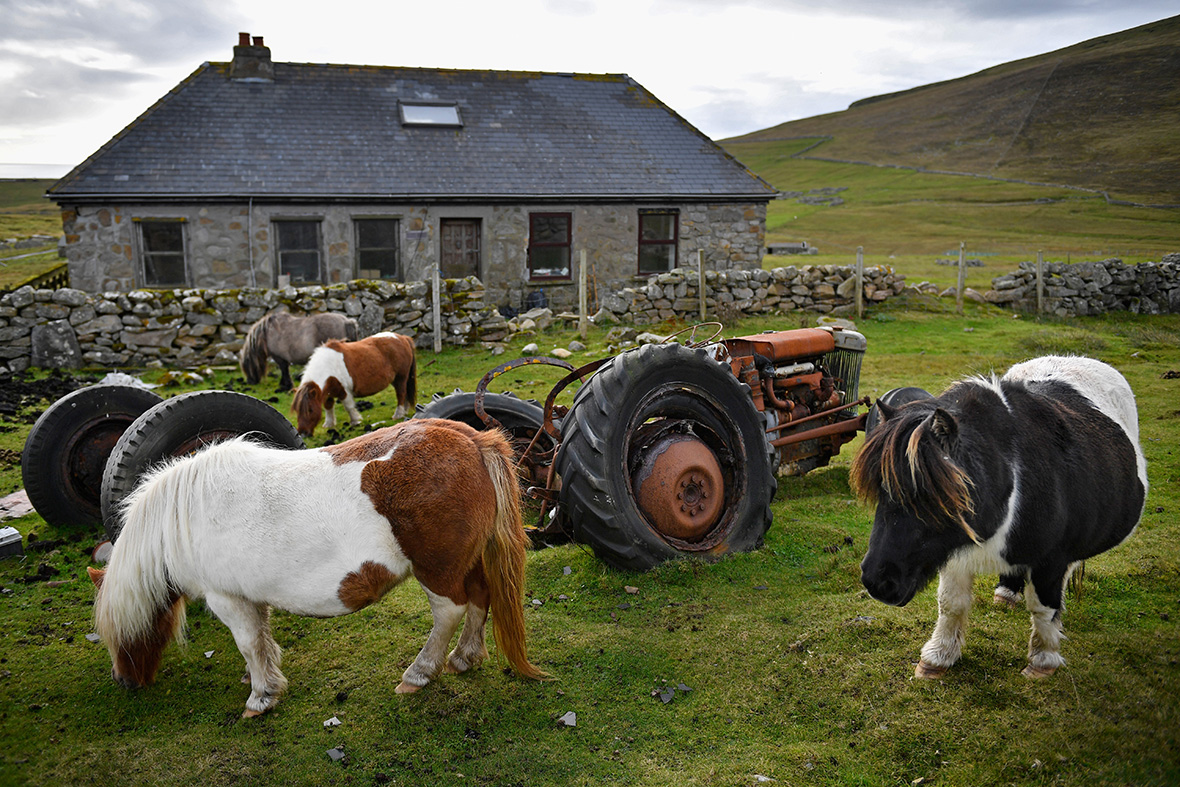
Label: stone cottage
xmin=47 ymin=34 xmax=775 ymax=310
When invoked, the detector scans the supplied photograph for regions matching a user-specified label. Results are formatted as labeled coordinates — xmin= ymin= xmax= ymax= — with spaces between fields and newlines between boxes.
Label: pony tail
xmin=406 ymin=347 xmax=418 ymax=410
xmin=240 ymin=315 xmax=271 ymax=384
xmin=475 ymin=429 xmax=546 ymax=681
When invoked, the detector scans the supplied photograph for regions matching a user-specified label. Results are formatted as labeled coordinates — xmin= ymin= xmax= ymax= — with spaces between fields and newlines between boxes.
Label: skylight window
xmin=400 ymin=102 xmax=462 ymax=127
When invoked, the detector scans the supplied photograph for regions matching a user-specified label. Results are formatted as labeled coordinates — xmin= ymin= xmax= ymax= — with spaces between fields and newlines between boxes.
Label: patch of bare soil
xmin=0 ymin=370 xmax=99 ymax=422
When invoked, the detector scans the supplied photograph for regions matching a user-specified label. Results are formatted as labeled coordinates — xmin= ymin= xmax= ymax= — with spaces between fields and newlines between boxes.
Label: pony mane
xmin=851 ymin=403 xmax=979 ymax=542
xmin=291 ymin=380 xmax=322 ymax=422
xmin=97 ymin=438 xmax=279 ymax=649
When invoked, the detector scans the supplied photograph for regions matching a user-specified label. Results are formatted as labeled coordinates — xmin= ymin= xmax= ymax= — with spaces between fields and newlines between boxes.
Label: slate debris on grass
xmin=557 ymin=711 xmax=577 ymax=727
xmin=326 ymin=747 xmax=346 ymax=762
xmin=651 ymin=682 xmax=693 ymax=704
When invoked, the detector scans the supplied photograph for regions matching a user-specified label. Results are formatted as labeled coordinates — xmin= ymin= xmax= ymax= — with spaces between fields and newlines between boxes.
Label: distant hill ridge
xmin=728 ymin=15 xmax=1180 ymax=203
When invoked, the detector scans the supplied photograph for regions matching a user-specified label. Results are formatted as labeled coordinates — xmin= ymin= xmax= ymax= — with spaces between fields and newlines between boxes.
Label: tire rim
xmin=61 ymin=413 xmax=140 ymax=511
xmin=622 ymin=382 xmax=746 ymax=551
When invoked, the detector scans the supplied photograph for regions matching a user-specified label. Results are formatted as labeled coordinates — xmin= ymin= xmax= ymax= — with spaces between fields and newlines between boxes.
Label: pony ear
xmin=87 ymin=567 xmax=106 ymax=588
xmin=875 ymin=399 xmax=896 ymax=422
xmin=930 ymin=408 xmax=958 ymax=445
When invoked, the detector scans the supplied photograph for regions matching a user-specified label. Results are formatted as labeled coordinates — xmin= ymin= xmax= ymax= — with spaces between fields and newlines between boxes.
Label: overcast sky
xmin=1 ymin=0 xmax=1175 ymax=178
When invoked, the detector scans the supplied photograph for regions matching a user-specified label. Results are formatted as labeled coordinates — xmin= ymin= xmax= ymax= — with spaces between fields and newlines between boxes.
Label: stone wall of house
xmin=983 ymin=254 xmax=1180 ymax=316
xmin=58 ymin=200 xmax=767 ymax=310
xmin=0 ymin=263 xmax=902 ymax=373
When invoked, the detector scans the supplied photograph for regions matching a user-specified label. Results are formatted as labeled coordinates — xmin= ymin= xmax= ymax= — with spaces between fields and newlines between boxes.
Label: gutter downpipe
xmin=247 ymin=196 xmax=256 ymax=287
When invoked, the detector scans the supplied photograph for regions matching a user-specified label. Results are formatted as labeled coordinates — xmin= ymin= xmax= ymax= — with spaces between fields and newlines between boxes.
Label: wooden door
xmin=440 ymin=219 xmax=481 ymax=278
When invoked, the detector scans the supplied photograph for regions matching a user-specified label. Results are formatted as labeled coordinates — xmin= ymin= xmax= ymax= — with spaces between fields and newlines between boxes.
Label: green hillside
xmin=728 ymin=15 xmax=1180 ymax=205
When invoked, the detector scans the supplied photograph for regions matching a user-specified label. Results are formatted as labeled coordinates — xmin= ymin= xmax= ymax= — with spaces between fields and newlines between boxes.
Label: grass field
xmin=1 ymin=297 xmax=1177 ymax=786
xmin=725 ymin=138 xmax=1180 ymax=273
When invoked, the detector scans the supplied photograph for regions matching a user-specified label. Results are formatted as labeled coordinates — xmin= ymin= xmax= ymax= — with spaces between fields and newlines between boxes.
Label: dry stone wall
xmin=984 ymin=254 xmax=1180 ymax=316
xmin=0 ymin=264 xmax=904 ymax=373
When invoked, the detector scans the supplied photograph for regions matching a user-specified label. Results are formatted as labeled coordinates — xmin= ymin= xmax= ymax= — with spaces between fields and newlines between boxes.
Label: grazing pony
xmin=240 ymin=312 xmax=358 ymax=391
xmin=88 ymin=419 xmax=545 ymax=717
xmin=292 ymin=332 xmax=417 ymax=436
xmin=851 ymin=356 xmax=1146 ymax=679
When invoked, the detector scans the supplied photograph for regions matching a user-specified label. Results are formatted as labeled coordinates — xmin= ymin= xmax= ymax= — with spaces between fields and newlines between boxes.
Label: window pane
xmin=641 ymin=214 xmax=676 ymax=241
xmin=358 ymin=219 xmax=397 ymax=248
xmin=358 ymin=249 xmax=398 ymax=279
xmin=142 ymin=222 xmax=183 ymax=252
xmin=530 ymin=247 xmax=570 ymax=278
xmin=401 ymin=103 xmax=461 ymax=125
xmin=140 ymin=221 xmax=185 ymax=286
xmin=276 ymin=221 xmax=321 ymax=283
xmin=144 ymin=254 xmax=185 ymax=286
xmin=355 ymin=219 xmax=399 ymax=280
xmin=531 ymin=215 xmax=569 ymax=244
xmin=639 ymin=245 xmax=675 ymax=274
xmin=280 ymin=251 xmax=320 ymax=282
xmin=277 ymin=221 xmax=319 ymax=251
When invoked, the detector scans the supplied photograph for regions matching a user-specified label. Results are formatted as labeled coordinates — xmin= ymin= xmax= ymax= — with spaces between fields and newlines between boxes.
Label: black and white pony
xmin=851 ymin=356 xmax=1146 ymax=679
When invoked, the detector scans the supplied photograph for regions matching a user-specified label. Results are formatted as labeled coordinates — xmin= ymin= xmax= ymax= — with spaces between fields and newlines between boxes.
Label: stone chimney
xmin=231 ymin=32 xmax=273 ymax=81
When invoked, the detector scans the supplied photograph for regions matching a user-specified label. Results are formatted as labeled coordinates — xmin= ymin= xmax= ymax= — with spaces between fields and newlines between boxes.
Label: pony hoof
xmin=395 ymin=681 xmax=422 ymax=694
xmin=1021 ymin=664 xmax=1057 ymax=679
xmin=242 ymin=708 xmax=265 ymax=718
xmin=992 ymin=588 xmax=1023 ymax=609
xmin=915 ymin=660 xmax=948 ymax=679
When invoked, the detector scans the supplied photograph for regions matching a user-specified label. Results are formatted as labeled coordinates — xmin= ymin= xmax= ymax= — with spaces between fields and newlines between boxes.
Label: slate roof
xmin=50 ymin=60 xmax=774 ymax=203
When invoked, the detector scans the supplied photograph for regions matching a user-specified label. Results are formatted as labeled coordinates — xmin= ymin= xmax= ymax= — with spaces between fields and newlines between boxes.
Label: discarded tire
xmin=555 ymin=342 xmax=775 ymax=571
xmin=413 ymin=390 xmax=560 ymax=488
xmin=414 ymin=389 xmax=558 ymax=447
xmin=100 ymin=390 xmax=304 ymax=541
xmin=21 ymin=385 xmax=163 ymax=528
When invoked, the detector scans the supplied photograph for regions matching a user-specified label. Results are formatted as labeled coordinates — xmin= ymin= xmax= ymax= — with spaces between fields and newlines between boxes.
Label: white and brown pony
xmin=240 ymin=311 xmax=358 ymax=391
xmin=852 ymin=356 xmax=1146 ymax=680
xmin=291 ymin=332 xmax=417 ymax=436
xmin=88 ymin=419 xmax=546 ymax=717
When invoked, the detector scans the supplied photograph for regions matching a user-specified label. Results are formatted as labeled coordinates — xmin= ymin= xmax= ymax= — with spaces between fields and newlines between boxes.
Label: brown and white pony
xmin=291 ymin=332 xmax=417 ymax=436
xmin=240 ymin=311 xmax=358 ymax=391
xmin=88 ymin=419 xmax=546 ymax=717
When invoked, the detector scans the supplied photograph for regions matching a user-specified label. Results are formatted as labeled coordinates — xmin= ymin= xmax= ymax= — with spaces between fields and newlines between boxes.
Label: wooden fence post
xmin=956 ymin=241 xmax=966 ymax=314
xmin=578 ymin=249 xmax=588 ymax=340
xmin=432 ymin=266 xmax=442 ymax=354
xmin=698 ymin=249 xmax=707 ymax=321
xmin=855 ymin=246 xmax=864 ymax=320
xmin=1036 ymin=250 xmax=1045 ymax=315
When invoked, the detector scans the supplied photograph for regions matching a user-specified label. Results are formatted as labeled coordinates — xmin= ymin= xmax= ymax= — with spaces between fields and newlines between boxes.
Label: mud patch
xmin=0 ymin=371 xmax=99 ymax=420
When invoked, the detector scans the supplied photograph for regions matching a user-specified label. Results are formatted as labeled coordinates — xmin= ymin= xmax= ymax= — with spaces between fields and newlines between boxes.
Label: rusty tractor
xmin=414 ymin=323 xmax=868 ymax=571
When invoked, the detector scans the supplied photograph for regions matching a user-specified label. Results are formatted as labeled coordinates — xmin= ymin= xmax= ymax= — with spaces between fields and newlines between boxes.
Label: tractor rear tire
xmin=100 ymin=390 xmax=304 ymax=541
xmin=555 ymin=342 xmax=775 ymax=571
xmin=21 ymin=385 xmax=163 ymax=529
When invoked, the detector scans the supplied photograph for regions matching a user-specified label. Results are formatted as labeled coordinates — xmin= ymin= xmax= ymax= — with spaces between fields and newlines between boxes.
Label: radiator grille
xmin=826 ymin=346 xmax=864 ymax=404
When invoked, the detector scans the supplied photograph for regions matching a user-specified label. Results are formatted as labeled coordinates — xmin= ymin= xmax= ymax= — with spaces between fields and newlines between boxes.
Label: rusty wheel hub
xmin=632 ymin=432 xmax=724 ymax=541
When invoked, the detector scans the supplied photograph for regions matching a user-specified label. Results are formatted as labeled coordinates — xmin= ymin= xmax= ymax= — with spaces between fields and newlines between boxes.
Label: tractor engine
xmin=719 ymin=326 xmax=867 ymax=476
